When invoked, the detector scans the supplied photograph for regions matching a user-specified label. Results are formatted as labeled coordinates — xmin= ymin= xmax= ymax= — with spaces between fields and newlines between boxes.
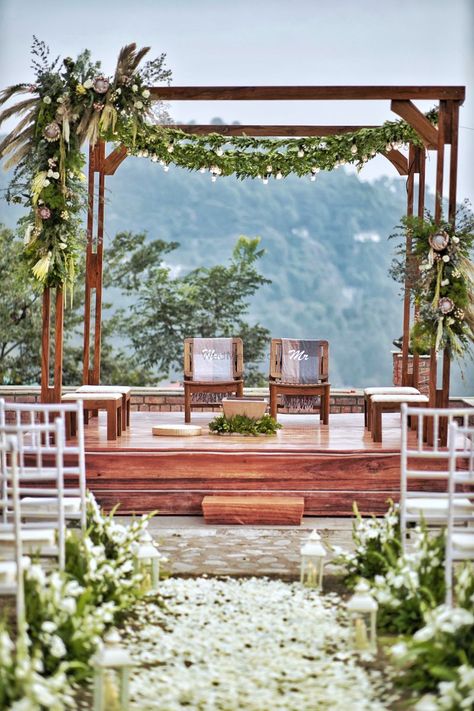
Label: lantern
xmin=346 ymin=580 xmax=378 ymax=653
xmin=92 ymin=629 xmax=133 ymax=711
xmin=300 ymin=530 xmax=327 ymax=589
xmin=134 ymin=530 xmax=161 ymax=593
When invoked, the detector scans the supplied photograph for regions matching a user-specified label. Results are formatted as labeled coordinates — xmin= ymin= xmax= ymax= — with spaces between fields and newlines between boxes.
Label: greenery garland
xmin=0 ymin=39 xmax=437 ymax=291
xmin=390 ymin=202 xmax=474 ymax=357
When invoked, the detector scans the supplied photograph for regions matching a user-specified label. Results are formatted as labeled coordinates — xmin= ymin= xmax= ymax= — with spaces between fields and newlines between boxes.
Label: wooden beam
xmin=383 ymin=149 xmax=409 ymax=175
xmin=390 ymin=100 xmax=438 ymax=149
xmin=150 ymin=86 xmax=465 ymax=101
xmin=173 ymin=124 xmax=379 ymax=136
xmin=102 ymin=145 xmax=128 ymax=175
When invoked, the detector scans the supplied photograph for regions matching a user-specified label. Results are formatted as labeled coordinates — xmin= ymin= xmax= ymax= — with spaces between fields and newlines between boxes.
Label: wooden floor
xmin=76 ymin=412 xmax=447 ymax=517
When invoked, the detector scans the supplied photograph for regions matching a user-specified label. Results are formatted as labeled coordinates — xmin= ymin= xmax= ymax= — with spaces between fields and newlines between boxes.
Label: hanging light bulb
xmin=385 ymin=142 xmax=392 ymax=152
xmin=297 ymin=146 xmax=305 ymax=158
xmin=216 ymin=147 xmax=224 ymax=157
xmin=362 ymin=154 xmax=368 ymax=162
xmin=211 ymin=173 xmax=217 ymax=183
xmin=266 ymin=165 xmax=273 ymax=173
xmin=163 ymin=165 xmax=169 ymax=172
xmin=262 ymin=174 xmax=269 ymax=185
xmin=199 ymin=167 xmax=206 ymax=173
xmin=350 ymin=143 xmax=358 ymax=155
xmin=370 ymin=148 xmax=376 ymax=156
xmin=151 ymin=155 xmax=158 ymax=162
xmin=159 ymin=159 xmax=165 ymax=166
xmin=167 ymin=143 xmax=174 ymax=153
xmin=276 ymin=170 xmax=283 ymax=180
xmin=310 ymin=167 xmax=318 ymax=182
xmin=143 ymin=150 xmax=149 ymax=158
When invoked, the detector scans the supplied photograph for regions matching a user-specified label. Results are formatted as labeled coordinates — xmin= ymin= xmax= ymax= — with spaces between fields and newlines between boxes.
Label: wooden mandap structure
xmin=40 ymin=85 xmax=465 ymax=516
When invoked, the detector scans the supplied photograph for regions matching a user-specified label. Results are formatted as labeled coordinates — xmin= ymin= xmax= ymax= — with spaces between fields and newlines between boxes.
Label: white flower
xmin=43 ymin=96 xmax=52 ymax=104
xmin=116 ymin=87 xmax=122 ymax=95
xmin=132 ymin=84 xmax=138 ymax=92
xmin=413 ymin=625 xmax=434 ymax=642
xmin=41 ymin=621 xmax=57 ymax=634
xmin=442 ymin=255 xmax=450 ymax=262
xmin=83 ymin=78 xmax=93 ymax=89
xmin=134 ymin=101 xmax=144 ymax=110
xmin=49 ymin=634 xmax=67 ymax=658
xmin=452 ymin=235 xmax=460 ymax=243
xmin=390 ymin=641 xmax=407 ymax=658
xmin=142 ymin=89 xmax=150 ymax=98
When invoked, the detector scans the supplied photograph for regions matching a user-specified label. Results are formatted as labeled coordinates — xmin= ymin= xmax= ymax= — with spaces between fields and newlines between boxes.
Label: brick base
xmin=392 ymin=351 xmax=430 ymax=396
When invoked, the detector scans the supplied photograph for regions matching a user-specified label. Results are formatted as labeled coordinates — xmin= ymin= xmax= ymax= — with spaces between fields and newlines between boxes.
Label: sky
xmin=0 ymin=0 xmax=473 ymax=199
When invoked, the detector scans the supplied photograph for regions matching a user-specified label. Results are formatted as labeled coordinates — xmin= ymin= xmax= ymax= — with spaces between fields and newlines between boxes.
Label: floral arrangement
xmin=370 ymin=525 xmax=446 ymax=634
xmin=390 ymin=202 xmax=474 ymax=357
xmin=208 ymin=413 xmax=282 ymax=435
xmin=332 ymin=501 xmax=401 ymax=588
xmin=0 ymin=38 xmax=171 ymax=292
xmin=391 ymin=564 xmax=474 ymax=710
xmin=0 ymin=494 xmax=158 ymax=709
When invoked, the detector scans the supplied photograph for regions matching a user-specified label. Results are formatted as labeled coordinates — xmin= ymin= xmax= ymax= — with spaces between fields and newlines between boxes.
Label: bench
xmin=371 ymin=393 xmax=429 ymax=443
xmin=202 ymin=495 xmax=305 ymax=525
xmin=364 ymin=386 xmax=420 ymax=430
xmin=62 ymin=393 xmax=122 ymax=440
xmin=75 ymin=385 xmax=131 ymax=430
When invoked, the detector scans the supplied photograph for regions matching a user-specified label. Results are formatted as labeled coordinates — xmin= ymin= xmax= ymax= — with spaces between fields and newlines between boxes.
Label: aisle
xmin=124 ymin=577 xmax=399 ymax=711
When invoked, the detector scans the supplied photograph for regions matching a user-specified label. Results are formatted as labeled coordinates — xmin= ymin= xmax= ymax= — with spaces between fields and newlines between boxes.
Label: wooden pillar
xmin=412 ymin=146 xmax=426 ymax=389
xmin=83 ymin=141 xmax=105 ymax=385
xmin=40 ymin=287 xmax=64 ymax=403
xmin=401 ymin=144 xmax=415 ymax=386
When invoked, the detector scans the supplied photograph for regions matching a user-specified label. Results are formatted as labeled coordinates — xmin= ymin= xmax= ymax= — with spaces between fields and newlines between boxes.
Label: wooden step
xmin=202 ymin=495 xmax=305 ymax=525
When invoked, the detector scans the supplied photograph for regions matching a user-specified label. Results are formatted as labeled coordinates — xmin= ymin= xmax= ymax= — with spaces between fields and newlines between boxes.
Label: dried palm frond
xmin=0 ymin=84 xmax=33 ymax=107
xmin=0 ymin=126 xmax=35 ymax=159
xmin=4 ymin=142 xmax=31 ymax=170
xmin=113 ymin=43 xmax=150 ymax=84
xmin=0 ymin=109 xmax=36 ymax=156
xmin=0 ymin=97 xmax=38 ymax=127
xmin=76 ymin=106 xmax=94 ymax=146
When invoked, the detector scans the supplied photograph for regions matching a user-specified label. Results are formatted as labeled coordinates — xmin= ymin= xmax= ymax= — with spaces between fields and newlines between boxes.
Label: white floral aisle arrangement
xmin=123 ymin=576 xmax=398 ymax=711
xmin=0 ymin=494 xmax=158 ymax=710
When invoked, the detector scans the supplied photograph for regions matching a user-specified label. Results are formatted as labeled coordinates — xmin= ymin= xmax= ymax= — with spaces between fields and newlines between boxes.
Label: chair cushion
xmin=76 ymin=385 xmax=131 ymax=394
xmin=371 ymin=394 xmax=428 ymax=403
xmin=62 ymin=393 xmax=121 ymax=401
xmin=364 ymin=386 xmax=420 ymax=396
xmin=21 ymin=497 xmax=82 ymax=513
xmin=406 ymin=497 xmax=474 ymax=516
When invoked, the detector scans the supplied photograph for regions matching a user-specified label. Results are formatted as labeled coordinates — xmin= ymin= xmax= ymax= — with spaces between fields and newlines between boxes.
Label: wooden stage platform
xmin=76 ymin=412 xmax=446 ymax=517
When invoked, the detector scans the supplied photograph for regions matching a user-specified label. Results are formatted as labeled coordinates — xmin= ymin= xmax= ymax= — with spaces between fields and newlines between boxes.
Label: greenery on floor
xmin=208 ymin=413 xmax=281 ymax=436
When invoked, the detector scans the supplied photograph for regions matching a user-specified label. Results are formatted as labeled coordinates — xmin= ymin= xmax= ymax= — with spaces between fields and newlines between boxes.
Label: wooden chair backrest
xmin=184 ymin=337 xmax=244 ymax=380
xmin=269 ymin=339 xmax=329 ymax=383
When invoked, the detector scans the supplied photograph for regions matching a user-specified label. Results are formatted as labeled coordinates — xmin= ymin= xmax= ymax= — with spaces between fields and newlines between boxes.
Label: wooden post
xmin=40 ymin=287 xmax=64 ymax=403
xmin=411 ymin=146 xmax=426 ymax=389
xmin=401 ymin=144 xmax=415 ymax=386
xmin=83 ymin=141 xmax=105 ymax=385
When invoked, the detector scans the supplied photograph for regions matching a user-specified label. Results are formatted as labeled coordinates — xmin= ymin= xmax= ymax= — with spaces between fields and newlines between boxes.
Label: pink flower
xmin=92 ymin=76 xmax=110 ymax=94
xmin=38 ymin=206 xmax=51 ymax=220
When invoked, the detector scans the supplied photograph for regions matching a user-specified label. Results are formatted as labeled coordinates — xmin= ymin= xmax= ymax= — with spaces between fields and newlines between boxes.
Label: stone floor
xmin=121 ymin=516 xmax=355 ymax=579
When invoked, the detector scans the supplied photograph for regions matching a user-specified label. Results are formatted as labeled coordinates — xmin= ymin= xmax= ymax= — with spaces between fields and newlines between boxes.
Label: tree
xmin=106 ymin=232 xmax=271 ymax=385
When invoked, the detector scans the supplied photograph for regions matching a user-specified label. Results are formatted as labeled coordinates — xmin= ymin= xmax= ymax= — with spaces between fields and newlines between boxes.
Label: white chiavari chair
xmin=400 ymin=405 xmax=474 ymax=551
xmin=0 ymin=417 xmax=66 ymax=569
xmin=445 ymin=421 xmax=474 ymax=606
xmin=0 ymin=399 xmax=87 ymax=531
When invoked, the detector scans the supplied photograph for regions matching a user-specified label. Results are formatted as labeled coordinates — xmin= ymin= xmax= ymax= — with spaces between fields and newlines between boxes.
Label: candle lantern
xmin=92 ymin=628 xmax=133 ymax=711
xmin=134 ymin=530 xmax=161 ymax=593
xmin=300 ymin=530 xmax=327 ymax=589
xmin=346 ymin=580 xmax=378 ymax=653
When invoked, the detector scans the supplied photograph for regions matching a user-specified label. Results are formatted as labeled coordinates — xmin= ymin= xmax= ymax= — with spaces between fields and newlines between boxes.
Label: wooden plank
xmin=202 ymin=495 xmax=305 ymax=525
xmin=390 ymin=100 xmax=438 ymax=148
xmin=402 ymin=144 xmax=415 ymax=385
xmin=149 ymin=86 xmax=466 ymax=101
xmin=173 ymin=124 xmax=379 ymax=136
xmin=102 ymin=145 xmax=128 ymax=175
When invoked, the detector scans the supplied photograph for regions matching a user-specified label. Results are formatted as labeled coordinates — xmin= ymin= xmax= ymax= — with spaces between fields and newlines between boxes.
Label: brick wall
xmin=392 ymin=351 xmax=431 ymax=396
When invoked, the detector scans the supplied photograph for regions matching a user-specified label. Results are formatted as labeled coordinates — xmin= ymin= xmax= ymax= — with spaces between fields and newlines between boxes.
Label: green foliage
xmin=389 ymin=201 xmax=474 ymax=358
xmin=332 ymin=501 xmax=401 ymax=588
xmin=371 ymin=525 xmax=446 ymax=634
xmin=208 ymin=413 xmax=281 ymax=435
xmin=390 ymin=565 xmax=474 ymax=708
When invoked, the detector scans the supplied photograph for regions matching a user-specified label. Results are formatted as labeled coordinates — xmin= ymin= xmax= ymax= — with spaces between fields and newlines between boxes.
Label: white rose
xmin=132 ymin=84 xmax=138 ymax=92
xmin=43 ymin=96 xmax=52 ymax=104
xmin=134 ymin=101 xmax=143 ymax=109
xmin=116 ymin=87 xmax=122 ymax=95
xmin=442 ymin=255 xmax=450 ymax=262
xmin=42 ymin=179 xmax=50 ymax=187
xmin=142 ymin=89 xmax=150 ymax=98
xmin=83 ymin=78 xmax=93 ymax=89
xmin=452 ymin=235 xmax=459 ymax=243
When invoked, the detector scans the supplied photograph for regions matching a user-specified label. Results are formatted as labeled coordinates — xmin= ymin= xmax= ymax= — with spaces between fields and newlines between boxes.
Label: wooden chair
xmin=183 ymin=337 xmax=244 ymax=423
xmin=269 ymin=339 xmax=330 ymax=424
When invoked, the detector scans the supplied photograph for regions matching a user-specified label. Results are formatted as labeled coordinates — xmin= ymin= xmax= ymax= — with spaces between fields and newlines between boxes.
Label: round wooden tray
xmin=152 ymin=424 xmax=202 ymax=437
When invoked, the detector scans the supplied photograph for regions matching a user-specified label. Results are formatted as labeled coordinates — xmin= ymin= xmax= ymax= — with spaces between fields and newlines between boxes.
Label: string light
xmin=199 ymin=167 xmax=206 ymax=173
xmin=350 ymin=143 xmax=358 ymax=155
xmin=216 ymin=147 xmax=224 ymax=157
xmin=211 ymin=173 xmax=217 ymax=183
xmin=163 ymin=165 xmax=169 ymax=172
xmin=276 ymin=170 xmax=283 ymax=180
xmin=385 ymin=142 xmax=392 ymax=152
xmin=167 ymin=143 xmax=174 ymax=153
xmin=266 ymin=165 xmax=273 ymax=173
xmin=297 ymin=146 xmax=305 ymax=158
xmin=262 ymin=174 xmax=269 ymax=185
